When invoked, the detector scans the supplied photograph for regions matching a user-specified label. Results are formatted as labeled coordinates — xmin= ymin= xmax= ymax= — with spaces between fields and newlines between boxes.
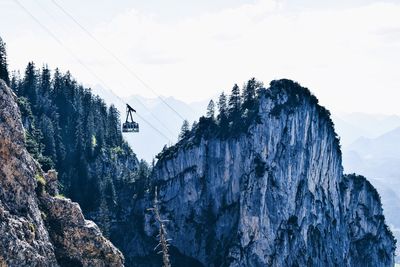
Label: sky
xmin=1 ymin=0 xmax=400 ymax=114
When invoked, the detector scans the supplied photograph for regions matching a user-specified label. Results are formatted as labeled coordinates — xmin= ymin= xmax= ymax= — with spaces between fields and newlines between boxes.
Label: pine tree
xmin=40 ymin=115 xmax=57 ymax=163
xmin=206 ymin=100 xmax=215 ymax=119
xmin=105 ymin=179 xmax=117 ymax=206
xmin=98 ymin=196 xmax=111 ymax=238
xmin=74 ymin=94 xmax=85 ymax=155
xmin=242 ymin=77 xmax=257 ymax=110
xmin=218 ymin=92 xmax=227 ymax=118
xmin=53 ymin=113 xmax=65 ymax=168
xmin=0 ymin=37 xmax=10 ymax=86
xmin=52 ymin=68 xmax=63 ymax=102
xmin=22 ymin=62 xmax=38 ymax=109
xmin=179 ymin=119 xmax=190 ymax=140
xmin=10 ymin=71 xmax=22 ymax=93
xmin=137 ymin=160 xmax=151 ymax=193
xmin=191 ymin=120 xmax=198 ymax=131
xmin=107 ymin=105 xmax=122 ymax=147
xmin=217 ymin=92 xmax=229 ymax=133
xmin=25 ymin=126 xmax=43 ymax=160
xmin=228 ymin=84 xmax=241 ymax=117
xmin=217 ymin=92 xmax=228 ymax=123
xmin=86 ymin=110 xmax=96 ymax=155
xmin=9 ymin=62 xmax=138 ymax=218
xmin=94 ymin=96 xmax=108 ymax=149
xmin=36 ymin=66 xmax=54 ymax=116
xmin=40 ymin=65 xmax=51 ymax=93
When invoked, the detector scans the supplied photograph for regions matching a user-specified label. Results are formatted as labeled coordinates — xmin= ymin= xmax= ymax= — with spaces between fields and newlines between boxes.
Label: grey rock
xmin=0 ymin=80 xmax=125 ymax=267
xmin=126 ymin=80 xmax=396 ymax=266
xmin=40 ymin=195 xmax=124 ymax=267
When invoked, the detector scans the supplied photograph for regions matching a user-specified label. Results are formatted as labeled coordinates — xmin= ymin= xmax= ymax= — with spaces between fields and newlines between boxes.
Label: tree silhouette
xmin=10 ymin=63 xmax=135 ymax=215
xmin=206 ymin=100 xmax=215 ymax=119
xmin=217 ymin=92 xmax=228 ymax=131
xmin=0 ymin=37 xmax=10 ymax=85
xmin=242 ymin=77 xmax=257 ymax=110
xmin=179 ymin=119 xmax=190 ymax=140
xmin=228 ymin=84 xmax=241 ymax=118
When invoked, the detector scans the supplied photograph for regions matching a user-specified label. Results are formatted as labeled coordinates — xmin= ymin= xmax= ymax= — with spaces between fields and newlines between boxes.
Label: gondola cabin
xmin=122 ymin=104 xmax=139 ymax=133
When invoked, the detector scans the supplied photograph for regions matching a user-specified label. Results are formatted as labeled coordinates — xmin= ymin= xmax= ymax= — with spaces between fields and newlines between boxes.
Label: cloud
xmin=5 ymin=0 xmax=400 ymax=114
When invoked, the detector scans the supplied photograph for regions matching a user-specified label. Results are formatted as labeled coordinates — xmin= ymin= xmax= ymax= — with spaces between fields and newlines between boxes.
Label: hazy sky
xmin=1 ymin=0 xmax=400 ymax=114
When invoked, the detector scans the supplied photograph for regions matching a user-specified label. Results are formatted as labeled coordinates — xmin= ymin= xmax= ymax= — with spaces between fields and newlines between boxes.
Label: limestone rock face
xmin=40 ymin=196 xmax=124 ymax=267
xmin=0 ymin=80 xmax=124 ymax=267
xmin=127 ymin=80 xmax=396 ymax=266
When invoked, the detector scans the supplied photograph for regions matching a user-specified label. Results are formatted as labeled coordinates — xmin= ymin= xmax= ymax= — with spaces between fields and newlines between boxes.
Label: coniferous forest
xmin=1 ymin=33 xmax=396 ymax=266
xmin=11 ymin=61 xmax=141 ymax=214
xmin=1 ymin=35 xmax=267 ymax=238
xmin=1 ymin=37 xmax=144 ymax=237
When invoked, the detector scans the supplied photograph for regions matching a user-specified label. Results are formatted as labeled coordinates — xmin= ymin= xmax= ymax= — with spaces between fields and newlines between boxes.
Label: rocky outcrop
xmin=125 ymin=79 xmax=396 ymax=266
xmin=0 ymin=80 xmax=124 ymax=266
xmin=342 ymin=174 xmax=396 ymax=267
xmin=40 ymin=196 xmax=124 ymax=266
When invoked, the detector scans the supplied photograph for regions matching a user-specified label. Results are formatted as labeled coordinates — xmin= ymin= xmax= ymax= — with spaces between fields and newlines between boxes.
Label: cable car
xmin=122 ymin=104 xmax=139 ymax=133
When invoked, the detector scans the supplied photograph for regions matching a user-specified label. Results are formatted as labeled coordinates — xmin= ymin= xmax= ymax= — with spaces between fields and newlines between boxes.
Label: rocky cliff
xmin=125 ymin=79 xmax=395 ymax=266
xmin=0 ymin=80 xmax=124 ymax=266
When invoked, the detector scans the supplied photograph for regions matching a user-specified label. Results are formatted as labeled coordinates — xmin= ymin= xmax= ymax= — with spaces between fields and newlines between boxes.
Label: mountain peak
xmin=157 ymin=79 xmax=340 ymax=162
xmin=124 ymin=79 xmax=395 ymax=266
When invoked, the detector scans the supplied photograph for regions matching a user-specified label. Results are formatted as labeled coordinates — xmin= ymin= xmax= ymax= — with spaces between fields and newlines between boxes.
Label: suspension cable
xmin=31 ymin=0 xmax=178 ymax=137
xmin=13 ymin=0 xmax=173 ymax=143
xmin=51 ymin=0 xmax=194 ymax=121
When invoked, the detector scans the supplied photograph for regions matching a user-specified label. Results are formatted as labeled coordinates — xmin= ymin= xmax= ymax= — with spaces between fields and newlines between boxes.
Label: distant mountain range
xmin=336 ymin=115 xmax=400 ymax=262
xmin=333 ymin=112 xmax=400 ymax=146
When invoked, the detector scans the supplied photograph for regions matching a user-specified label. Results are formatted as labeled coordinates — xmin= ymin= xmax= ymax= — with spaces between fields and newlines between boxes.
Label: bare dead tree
xmin=148 ymin=187 xmax=171 ymax=267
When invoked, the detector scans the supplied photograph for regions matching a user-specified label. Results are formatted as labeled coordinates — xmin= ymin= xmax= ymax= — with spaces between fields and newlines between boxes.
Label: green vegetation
xmin=111 ymin=146 xmax=124 ymax=155
xmin=0 ymin=36 xmax=10 ymax=85
xmin=35 ymin=174 xmax=46 ymax=195
xmin=91 ymin=135 xmax=97 ymax=149
xmin=0 ymin=35 xmax=143 ymax=239
xmin=10 ymin=60 xmax=136 ymax=214
xmin=35 ymin=174 xmax=46 ymax=186
xmin=40 ymin=211 xmax=47 ymax=221
xmin=157 ymin=78 xmax=264 ymax=161
xmin=1 ymin=35 xmax=149 ymax=241
xmin=55 ymin=194 xmax=66 ymax=199
xmin=28 ymin=222 xmax=35 ymax=233
xmin=157 ymin=78 xmax=341 ymax=162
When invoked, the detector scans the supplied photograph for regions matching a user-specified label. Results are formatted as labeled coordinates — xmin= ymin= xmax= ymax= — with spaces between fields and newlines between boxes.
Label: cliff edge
xmin=128 ymin=79 xmax=396 ymax=266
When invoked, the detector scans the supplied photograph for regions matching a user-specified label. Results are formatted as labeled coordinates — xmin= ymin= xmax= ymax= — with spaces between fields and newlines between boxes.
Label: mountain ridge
xmin=119 ymin=79 xmax=396 ymax=266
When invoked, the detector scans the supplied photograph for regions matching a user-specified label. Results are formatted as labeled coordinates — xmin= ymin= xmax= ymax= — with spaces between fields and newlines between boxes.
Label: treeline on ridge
xmin=158 ymin=78 xmax=265 ymax=161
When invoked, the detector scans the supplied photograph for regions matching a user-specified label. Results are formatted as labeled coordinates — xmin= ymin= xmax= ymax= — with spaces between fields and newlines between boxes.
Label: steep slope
xmin=126 ymin=79 xmax=395 ymax=266
xmin=0 ymin=80 xmax=124 ymax=266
